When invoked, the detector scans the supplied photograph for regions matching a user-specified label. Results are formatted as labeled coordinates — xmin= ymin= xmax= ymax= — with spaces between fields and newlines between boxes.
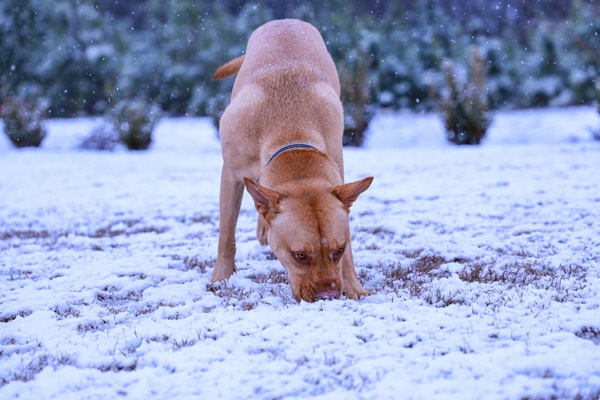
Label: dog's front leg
xmin=212 ymin=167 xmax=244 ymax=282
xmin=256 ymin=215 xmax=269 ymax=245
xmin=341 ymin=241 xmax=371 ymax=299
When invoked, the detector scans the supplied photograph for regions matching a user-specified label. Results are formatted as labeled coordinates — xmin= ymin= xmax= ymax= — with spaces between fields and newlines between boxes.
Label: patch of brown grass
xmin=98 ymin=361 xmax=137 ymax=372
xmin=77 ymin=320 xmax=107 ymax=334
xmin=0 ymin=310 xmax=32 ymax=323
xmin=96 ymin=285 xmax=143 ymax=304
xmin=247 ymin=269 xmax=288 ymax=285
xmin=411 ymin=255 xmax=446 ymax=274
xmin=362 ymin=253 xmax=589 ymax=307
xmin=0 ymin=230 xmax=57 ymax=240
xmin=575 ymin=326 xmax=600 ymax=344
xmin=356 ymin=226 xmax=395 ymax=238
xmin=400 ymin=249 xmax=424 ymax=259
xmin=167 ymin=255 xmax=214 ymax=273
xmin=170 ymin=338 xmax=197 ymax=350
xmin=183 ymin=256 xmax=212 ymax=273
xmin=0 ymin=353 xmax=77 ymax=386
xmin=52 ymin=303 xmax=82 ymax=320
xmin=206 ymin=282 xmax=256 ymax=310
xmin=187 ymin=214 xmax=216 ymax=224
xmin=458 ymin=260 xmax=588 ymax=296
xmin=89 ymin=221 xmax=168 ymax=238
xmin=369 ymin=258 xmax=455 ymax=304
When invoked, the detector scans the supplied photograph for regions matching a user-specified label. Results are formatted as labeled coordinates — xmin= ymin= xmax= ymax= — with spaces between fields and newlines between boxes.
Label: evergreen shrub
xmin=111 ymin=99 xmax=161 ymax=151
xmin=596 ymin=80 xmax=600 ymax=115
xmin=79 ymin=123 xmax=119 ymax=151
xmin=594 ymin=80 xmax=600 ymax=141
xmin=340 ymin=48 xmax=376 ymax=147
xmin=0 ymin=83 xmax=47 ymax=148
xmin=434 ymin=47 xmax=492 ymax=145
xmin=205 ymin=93 xmax=230 ymax=134
xmin=4 ymin=1 xmax=600 ymax=129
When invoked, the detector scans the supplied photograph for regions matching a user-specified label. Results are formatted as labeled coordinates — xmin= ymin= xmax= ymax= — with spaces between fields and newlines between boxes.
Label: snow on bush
xmin=110 ymin=99 xmax=161 ymax=151
xmin=1 ymin=80 xmax=47 ymax=148
xmin=432 ymin=47 xmax=492 ymax=145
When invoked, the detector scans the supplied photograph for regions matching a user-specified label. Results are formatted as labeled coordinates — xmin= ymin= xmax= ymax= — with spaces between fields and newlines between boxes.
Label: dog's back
xmin=218 ymin=19 xmax=340 ymax=99
xmin=216 ymin=19 xmax=344 ymax=170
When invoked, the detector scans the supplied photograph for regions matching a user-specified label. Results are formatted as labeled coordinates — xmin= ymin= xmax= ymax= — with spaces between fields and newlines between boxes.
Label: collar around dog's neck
xmin=265 ymin=143 xmax=317 ymax=166
xmin=256 ymin=143 xmax=317 ymax=183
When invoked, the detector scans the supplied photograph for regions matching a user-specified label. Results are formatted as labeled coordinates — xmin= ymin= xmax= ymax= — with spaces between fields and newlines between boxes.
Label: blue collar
xmin=256 ymin=143 xmax=317 ymax=183
xmin=265 ymin=143 xmax=317 ymax=166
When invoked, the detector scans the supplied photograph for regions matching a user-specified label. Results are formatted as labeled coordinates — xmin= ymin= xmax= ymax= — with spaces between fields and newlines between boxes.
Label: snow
xmin=1 ymin=107 xmax=600 ymax=399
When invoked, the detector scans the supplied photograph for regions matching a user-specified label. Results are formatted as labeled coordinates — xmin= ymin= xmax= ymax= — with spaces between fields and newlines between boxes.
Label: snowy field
xmin=1 ymin=106 xmax=600 ymax=399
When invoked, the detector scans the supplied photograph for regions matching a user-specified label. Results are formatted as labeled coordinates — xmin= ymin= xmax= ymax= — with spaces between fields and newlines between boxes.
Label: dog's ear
xmin=332 ymin=177 xmax=373 ymax=212
xmin=244 ymin=178 xmax=283 ymax=220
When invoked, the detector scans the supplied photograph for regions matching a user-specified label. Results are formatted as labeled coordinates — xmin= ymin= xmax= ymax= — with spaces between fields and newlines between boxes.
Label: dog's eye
xmin=291 ymin=252 xmax=310 ymax=265
xmin=333 ymin=245 xmax=345 ymax=259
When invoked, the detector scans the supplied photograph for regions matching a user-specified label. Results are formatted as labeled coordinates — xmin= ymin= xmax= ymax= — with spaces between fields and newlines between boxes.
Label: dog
xmin=211 ymin=19 xmax=373 ymax=302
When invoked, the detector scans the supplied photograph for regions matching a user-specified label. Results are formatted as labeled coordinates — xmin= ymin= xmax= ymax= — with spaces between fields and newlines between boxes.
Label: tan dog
xmin=211 ymin=19 xmax=373 ymax=302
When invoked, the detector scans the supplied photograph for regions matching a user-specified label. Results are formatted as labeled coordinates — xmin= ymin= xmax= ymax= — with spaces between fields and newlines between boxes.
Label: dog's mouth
xmin=298 ymin=281 xmax=341 ymax=302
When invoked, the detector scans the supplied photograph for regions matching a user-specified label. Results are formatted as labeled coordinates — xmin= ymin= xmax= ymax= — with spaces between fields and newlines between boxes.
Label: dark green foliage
xmin=303 ymin=0 xmax=378 ymax=147
xmin=0 ymin=0 xmax=44 ymax=87
xmin=1 ymin=82 xmax=47 ymax=148
xmin=2 ymin=0 xmax=599 ymax=135
xmin=0 ymin=0 xmax=121 ymax=117
xmin=205 ymin=94 xmax=230 ymax=133
xmin=597 ymin=80 xmax=600 ymax=115
xmin=435 ymin=47 xmax=492 ymax=145
xmin=594 ymin=80 xmax=600 ymax=141
xmin=340 ymin=47 xmax=377 ymax=147
xmin=555 ymin=0 xmax=600 ymax=106
xmin=118 ymin=1 xmax=271 ymax=117
xmin=110 ymin=99 xmax=161 ymax=151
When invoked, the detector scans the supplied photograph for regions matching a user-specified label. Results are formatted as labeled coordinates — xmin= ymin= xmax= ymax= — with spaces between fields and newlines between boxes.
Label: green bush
xmin=3 ymin=1 xmax=600 ymax=124
xmin=340 ymin=48 xmax=377 ymax=147
xmin=594 ymin=80 xmax=600 ymax=141
xmin=596 ymin=80 xmax=600 ymax=115
xmin=78 ymin=123 xmax=119 ymax=151
xmin=205 ymin=93 xmax=230 ymax=135
xmin=110 ymin=99 xmax=161 ymax=151
xmin=1 ymin=84 xmax=47 ymax=148
xmin=434 ymin=47 xmax=492 ymax=145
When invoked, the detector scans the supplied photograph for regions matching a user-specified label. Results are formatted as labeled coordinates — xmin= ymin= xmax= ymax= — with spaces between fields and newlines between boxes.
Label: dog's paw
xmin=211 ymin=259 xmax=236 ymax=282
xmin=342 ymin=282 xmax=373 ymax=300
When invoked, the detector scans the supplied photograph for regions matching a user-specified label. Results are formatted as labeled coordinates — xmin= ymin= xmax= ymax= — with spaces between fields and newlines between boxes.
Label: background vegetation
xmin=1 ymin=0 xmax=599 ymax=119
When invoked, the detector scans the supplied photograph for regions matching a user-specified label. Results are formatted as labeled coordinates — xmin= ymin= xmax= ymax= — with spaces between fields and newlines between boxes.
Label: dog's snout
xmin=314 ymin=282 xmax=340 ymax=300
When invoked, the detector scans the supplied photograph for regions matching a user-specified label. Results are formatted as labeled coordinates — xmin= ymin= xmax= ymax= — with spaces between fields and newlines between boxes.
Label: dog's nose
xmin=314 ymin=282 xmax=339 ymax=300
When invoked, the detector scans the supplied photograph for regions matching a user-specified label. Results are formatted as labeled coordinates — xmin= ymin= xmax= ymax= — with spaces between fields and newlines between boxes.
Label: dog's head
xmin=244 ymin=177 xmax=372 ymax=302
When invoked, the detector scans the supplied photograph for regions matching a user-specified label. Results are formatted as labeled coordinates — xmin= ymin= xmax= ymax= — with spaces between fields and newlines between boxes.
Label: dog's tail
xmin=213 ymin=55 xmax=245 ymax=80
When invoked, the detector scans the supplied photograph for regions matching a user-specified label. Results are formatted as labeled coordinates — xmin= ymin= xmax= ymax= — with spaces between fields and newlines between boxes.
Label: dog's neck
xmin=257 ymin=145 xmax=342 ymax=189
xmin=265 ymin=143 xmax=317 ymax=167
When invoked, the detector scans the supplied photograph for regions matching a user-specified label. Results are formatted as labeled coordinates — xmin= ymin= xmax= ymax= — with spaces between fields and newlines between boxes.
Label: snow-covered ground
xmin=1 ymin=107 xmax=599 ymax=399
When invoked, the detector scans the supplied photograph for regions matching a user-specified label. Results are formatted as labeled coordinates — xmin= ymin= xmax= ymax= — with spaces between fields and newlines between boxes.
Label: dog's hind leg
xmin=256 ymin=215 xmax=269 ymax=245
